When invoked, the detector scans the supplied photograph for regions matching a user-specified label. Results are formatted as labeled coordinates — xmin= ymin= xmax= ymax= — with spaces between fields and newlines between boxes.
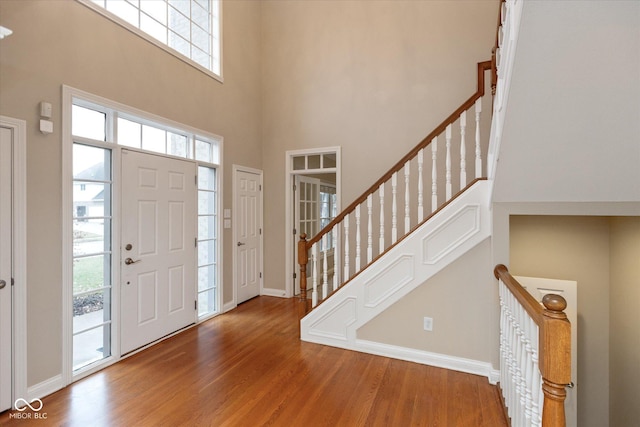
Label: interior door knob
xmin=0 ymin=279 xmax=6 ymax=289
xmin=237 ymin=242 xmax=245 ymax=246
xmin=124 ymin=258 xmax=141 ymax=265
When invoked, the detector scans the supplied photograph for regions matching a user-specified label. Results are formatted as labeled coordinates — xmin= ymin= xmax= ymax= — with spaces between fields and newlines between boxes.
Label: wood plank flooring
xmin=0 ymin=296 xmax=508 ymax=426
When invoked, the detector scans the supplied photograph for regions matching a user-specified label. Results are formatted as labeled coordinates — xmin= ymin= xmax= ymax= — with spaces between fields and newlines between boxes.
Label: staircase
xmin=297 ymin=60 xmax=496 ymax=379
xmin=299 ymin=2 xmax=573 ymax=426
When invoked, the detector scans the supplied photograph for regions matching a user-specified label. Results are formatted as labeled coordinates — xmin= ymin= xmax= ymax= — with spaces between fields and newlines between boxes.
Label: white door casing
xmin=284 ymin=148 xmax=341 ymax=298
xmin=120 ymin=149 xmax=197 ymax=354
xmin=0 ymin=126 xmax=13 ymax=411
xmin=0 ymin=117 xmax=26 ymax=410
xmin=517 ymin=275 xmax=578 ymax=427
xmin=234 ymin=167 xmax=262 ymax=304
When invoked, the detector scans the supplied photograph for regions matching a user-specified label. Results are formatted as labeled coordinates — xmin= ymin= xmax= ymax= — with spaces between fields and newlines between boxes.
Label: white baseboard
xmin=222 ymin=301 xmax=236 ymax=313
xmin=261 ymin=287 xmax=287 ymax=298
xmin=356 ymin=339 xmax=500 ymax=384
xmin=27 ymin=374 xmax=64 ymax=402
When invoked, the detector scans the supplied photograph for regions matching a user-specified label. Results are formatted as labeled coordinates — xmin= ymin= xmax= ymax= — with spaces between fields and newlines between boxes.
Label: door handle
xmin=237 ymin=242 xmax=245 ymax=246
xmin=124 ymin=258 xmax=141 ymax=265
xmin=0 ymin=279 xmax=6 ymax=290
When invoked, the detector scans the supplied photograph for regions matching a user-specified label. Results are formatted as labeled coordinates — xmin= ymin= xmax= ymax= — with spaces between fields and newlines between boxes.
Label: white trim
xmin=232 ymin=165 xmax=263 ymax=307
xmin=76 ymin=0 xmax=223 ymax=83
xmin=0 ymin=116 xmax=28 ymax=408
xmin=26 ymin=375 xmax=64 ymax=403
xmin=261 ymin=287 xmax=287 ymax=298
xmin=356 ymin=339 xmax=500 ymax=384
xmin=222 ymin=300 xmax=236 ymax=313
xmin=285 ymin=147 xmax=341 ymax=298
xmin=61 ymin=87 xmax=74 ymax=386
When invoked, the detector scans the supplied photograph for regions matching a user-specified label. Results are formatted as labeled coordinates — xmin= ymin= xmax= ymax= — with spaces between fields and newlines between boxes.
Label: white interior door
xmin=235 ymin=169 xmax=262 ymax=304
xmin=293 ymin=175 xmax=320 ymax=295
xmin=121 ymin=149 xmax=197 ymax=354
xmin=517 ymin=275 xmax=578 ymax=427
xmin=0 ymin=126 xmax=13 ymax=411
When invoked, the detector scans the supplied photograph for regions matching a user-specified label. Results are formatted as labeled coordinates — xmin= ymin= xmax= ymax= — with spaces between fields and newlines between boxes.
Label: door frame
xmin=0 ymin=116 xmax=28 ymax=408
xmin=231 ymin=165 xmax=263 ymax=309
xmin=285 ymin=147 xmax=341 ymax=298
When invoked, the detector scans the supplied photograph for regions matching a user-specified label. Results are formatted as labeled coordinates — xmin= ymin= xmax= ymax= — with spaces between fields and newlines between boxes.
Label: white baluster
xmin=391 ymin=172 xmax=398 ymax=244
xmin=311 ymin=244 xmax=318 ymax=307
xmin=459 ymin=111 xmax=467 ymax=189
xmin=379 ymin=183 xmax=385 ymax=254
xmin=404 ymin=162 xmax=410 ymax=234
xmin=431 ymin=137 xmax=438 ymax=213
xmin=445 ymin=124 xmax=452 ymax=200
xmin=343 ymin=215 xmax=349 ymax=280
xmin=417 ymin=148 xmax=424 ymax=223
xmin=322 ymin=234 xmax=328 ymax=301
xmin=355 ymin=205 xmax=361 ymax=272
xmin=367 ymin=194 xmax=373 ymax=264
xmin=475 ymin=98 xmax=482 ymax=178
xmin=332 ymin=225 xmax=338 ymax=291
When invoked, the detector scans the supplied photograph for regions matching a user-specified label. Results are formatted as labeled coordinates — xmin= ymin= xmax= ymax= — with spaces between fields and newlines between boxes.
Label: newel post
xmin=297 ymin=233 xmax=310 ymax=319
xmin=540 ymin=294 xmax=571 ymax=427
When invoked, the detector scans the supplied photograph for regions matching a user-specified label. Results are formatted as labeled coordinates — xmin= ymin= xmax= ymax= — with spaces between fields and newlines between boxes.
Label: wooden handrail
xmin=494 ymin=264 xmax=571 ymax=427
xmin=305 ymin=60 xmax=492 ymax=248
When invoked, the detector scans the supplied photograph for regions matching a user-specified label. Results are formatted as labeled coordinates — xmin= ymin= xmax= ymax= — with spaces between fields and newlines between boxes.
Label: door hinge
xmin=259 ymin=184 xmax=262 ymax=191
xmin=259 ymin=228 xmax=262 ymax=235
xmin=12 ymin=277 xmax=15 ymax=286
xmin=195 ymin=237 xmax=198 ymax=247
xmin=195 ymin=300 xmax=197 ymax=310
xmin=293 ymin=273 xmax=297 ymax=279
xmin=293 ymin=228 xmax=297 ymax=235
xmin=195 ymin=175 xmax=198 ymax=185
xmin=260 ymin=272 xmax=262 ymax=279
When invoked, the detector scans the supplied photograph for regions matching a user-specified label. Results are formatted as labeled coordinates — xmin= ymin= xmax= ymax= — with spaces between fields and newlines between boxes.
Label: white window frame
xmin=77 ymin=0 xmax=223 ymax=82
xmin=62 ymin=85 xmax=223 ymax=385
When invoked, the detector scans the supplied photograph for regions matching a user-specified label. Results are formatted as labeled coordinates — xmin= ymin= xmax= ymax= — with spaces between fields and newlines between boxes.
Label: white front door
xmin=121 ymin=149 xmax=197 ymax=354
xmin=517 ymin=275 xmax=578 ymax=427
xmin=0 ymin=126 xmax=13 ymax=412
xmin=235 ymin=169 xmax=262 ymax=304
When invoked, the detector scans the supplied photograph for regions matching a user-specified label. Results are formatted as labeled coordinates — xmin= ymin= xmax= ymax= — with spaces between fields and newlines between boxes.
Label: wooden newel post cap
xmin=542 ymin=294 xmax=567 ymax=313
xmin=299 ymin=233 xmax=307 ymax=241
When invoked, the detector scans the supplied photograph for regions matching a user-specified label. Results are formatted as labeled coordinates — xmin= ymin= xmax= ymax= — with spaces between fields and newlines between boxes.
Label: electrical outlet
xmin=423 ymin=317 xmax=433 ymax=331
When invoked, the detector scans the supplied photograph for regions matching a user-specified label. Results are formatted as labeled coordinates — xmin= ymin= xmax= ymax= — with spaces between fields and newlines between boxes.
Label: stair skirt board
xmin=301 ymin=181 xmax=493 ymax=380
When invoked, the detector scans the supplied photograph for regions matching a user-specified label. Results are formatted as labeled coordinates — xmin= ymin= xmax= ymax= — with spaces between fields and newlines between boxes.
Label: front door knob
xmin=124 ymin=258 xmax=141 ymax=265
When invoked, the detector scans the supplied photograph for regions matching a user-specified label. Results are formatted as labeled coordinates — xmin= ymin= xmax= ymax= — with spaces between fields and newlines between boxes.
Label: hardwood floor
xmin=0 ymin=296 xmax=508 ymax=426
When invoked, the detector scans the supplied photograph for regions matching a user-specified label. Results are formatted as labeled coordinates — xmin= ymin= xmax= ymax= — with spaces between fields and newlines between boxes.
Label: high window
xmin=81 ymin=0 xmax=221 ymax=79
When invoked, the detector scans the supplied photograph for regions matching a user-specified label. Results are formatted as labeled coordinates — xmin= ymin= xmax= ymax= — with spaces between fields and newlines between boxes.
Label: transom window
xmin=81 ymin=0 xmax=221 ymax=78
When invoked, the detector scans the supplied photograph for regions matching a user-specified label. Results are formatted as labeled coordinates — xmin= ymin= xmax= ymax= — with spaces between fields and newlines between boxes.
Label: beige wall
xmin=260 ymin=0 xmax=497 ymax=292
xmin=493 ymin=1 xmax=640 ymax=203
xmin=0 ymin=0 xmax=262 ymax=386
xmin=609 ymin=217 xmax=640 ymax=426
xmin=358 ymin=238 xmax=499 ymax=366
xmin=509 ymin=215 xmax=639 ymax=427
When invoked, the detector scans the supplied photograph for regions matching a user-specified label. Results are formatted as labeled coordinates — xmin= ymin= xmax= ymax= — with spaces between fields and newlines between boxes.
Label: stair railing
xmin=494 ymin=264 xmax=571 ymax=427
xmin=297 ymin=60 xmax=492 ymax=314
